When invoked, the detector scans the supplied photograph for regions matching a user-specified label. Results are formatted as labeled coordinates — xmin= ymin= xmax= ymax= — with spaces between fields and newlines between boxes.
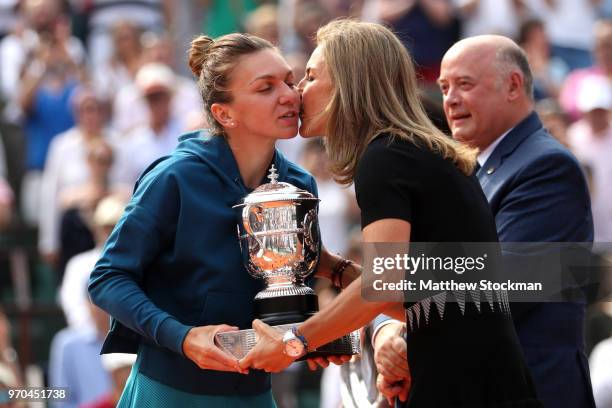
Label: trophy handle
xmin=303 ymin=209 xmax=318 ymax=254
xmin=242 ymin=204 xmax=267 ymax=279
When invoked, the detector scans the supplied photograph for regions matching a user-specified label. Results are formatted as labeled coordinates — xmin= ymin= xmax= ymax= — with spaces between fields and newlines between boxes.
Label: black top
xmin=355 ymin=134 xmax=542 ymax=407
xmin=355 ymin=133 xmax=497 ymax=241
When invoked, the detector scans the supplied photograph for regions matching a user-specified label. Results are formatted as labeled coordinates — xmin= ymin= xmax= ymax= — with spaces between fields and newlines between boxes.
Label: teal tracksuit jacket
xmin=88 ymin=130 xmax=318 ymax=395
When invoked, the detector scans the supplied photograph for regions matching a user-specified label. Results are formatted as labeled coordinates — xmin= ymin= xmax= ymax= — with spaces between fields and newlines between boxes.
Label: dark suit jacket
xmin=477 ymin=111 xmax=596 ymax=408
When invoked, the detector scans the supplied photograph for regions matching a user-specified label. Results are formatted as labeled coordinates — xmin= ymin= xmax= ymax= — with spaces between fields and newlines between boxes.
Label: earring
xmin=229 ymin=121 xmax=236 ymax=127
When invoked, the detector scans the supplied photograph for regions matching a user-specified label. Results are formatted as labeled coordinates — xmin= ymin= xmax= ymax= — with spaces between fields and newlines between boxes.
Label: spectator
xmin=17 ymin=15 xmax=83 ymax=225
xmin=56 ymin=139 xmax=130 ymax=277
xmin=141 ymin=33 xmax=203 ymax=131
xmin=374 ymin=0 xmax=461 ymax=86
xmin=0 ymin=0 xmax=84 ymax=119
xmin=518 ymin=18 xmax=569 ymax=100
xmin=453 ymin=0 xmax=524 ymax=39
xmin=91 ymin=21 xmax=144 ymax=101
xmin=567 ymin=75 xmax=612 ymax=242
xmin=293 ymin=1 xmax=330 ymax=54
xmin=59 ymin=195 xmax=127 ymax=333
xmin=121 ymin=63 xmax=183 ymax=183
xmin=560 ymin=19 xmax=612 ymax=121
xmin=112 ymin=54 xmax=197 ymax=136
xmin=245 ymin=4 xmax=280 ymax=46
xmin=80 ymin=353 xmax=137 ymax=408
xmin=528 ymin=0 xmax=598 ymax=70
xmin=79 ymin=0 xmax=171 ymax=68
xmin=38 ymin=87 xmax=129 ymax=270
xmin=49 ymin=293 xmax=112 ymax=408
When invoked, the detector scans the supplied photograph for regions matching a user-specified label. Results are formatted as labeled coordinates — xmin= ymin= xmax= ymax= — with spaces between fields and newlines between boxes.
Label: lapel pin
xmin=486 ymin=167 xmax=495 ymax=175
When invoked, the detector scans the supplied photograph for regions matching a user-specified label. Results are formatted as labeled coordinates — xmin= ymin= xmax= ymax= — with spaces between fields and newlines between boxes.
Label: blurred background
xmin=0 ymin=0 xmax=611 ymax=407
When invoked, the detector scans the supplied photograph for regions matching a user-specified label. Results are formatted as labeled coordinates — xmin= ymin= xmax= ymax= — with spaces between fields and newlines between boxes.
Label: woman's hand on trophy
xmin=182 ymin=325 xmax=247 ymax=373
xmin=238 ymin=319 xmax=294 ymax=373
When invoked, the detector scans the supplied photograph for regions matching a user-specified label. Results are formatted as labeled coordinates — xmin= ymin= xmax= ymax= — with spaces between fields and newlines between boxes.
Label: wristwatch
xmin=282 ymin=326 xmax=307 ymax=358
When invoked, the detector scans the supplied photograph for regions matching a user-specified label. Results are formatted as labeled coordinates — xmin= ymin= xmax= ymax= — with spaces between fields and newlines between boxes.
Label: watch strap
xmin=292 ymin=326 xmax=309 ymax=352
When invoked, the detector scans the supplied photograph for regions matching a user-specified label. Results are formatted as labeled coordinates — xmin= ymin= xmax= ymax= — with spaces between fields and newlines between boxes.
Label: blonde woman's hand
xmin=182 ymin=325 xmax=245 ymax=373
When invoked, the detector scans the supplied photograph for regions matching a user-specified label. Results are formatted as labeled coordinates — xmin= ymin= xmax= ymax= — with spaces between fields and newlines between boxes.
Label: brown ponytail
xmin=188 ymin=35 xmax=215 ymax=78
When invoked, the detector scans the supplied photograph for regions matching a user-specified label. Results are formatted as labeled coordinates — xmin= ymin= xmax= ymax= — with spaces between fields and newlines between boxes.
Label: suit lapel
xmin=477 ymin=111 xmax=543 ymax=190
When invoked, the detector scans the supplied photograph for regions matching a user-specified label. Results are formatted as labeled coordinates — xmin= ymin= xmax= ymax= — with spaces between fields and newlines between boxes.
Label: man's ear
xmin=507 ymin=71 xmax=524 ymax=102
xmin=210 ymin=103 xmax=236 ymax=128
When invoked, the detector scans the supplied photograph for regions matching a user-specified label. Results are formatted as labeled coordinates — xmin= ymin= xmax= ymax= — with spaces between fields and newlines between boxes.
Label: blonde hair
xmin=188 ymin=33 xmax=275 ymax=136
xmin=316 ymin=19 xmax=477 ymax=184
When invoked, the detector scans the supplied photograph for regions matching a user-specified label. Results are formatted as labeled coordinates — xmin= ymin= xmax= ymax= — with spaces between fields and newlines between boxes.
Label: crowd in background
xmin=0 ymin=0 xmax=611 ymax=407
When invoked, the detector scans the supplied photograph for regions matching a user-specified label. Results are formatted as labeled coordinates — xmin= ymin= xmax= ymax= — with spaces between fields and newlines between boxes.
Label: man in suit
xmin=374 ymin=35 xmax=595 ymax=407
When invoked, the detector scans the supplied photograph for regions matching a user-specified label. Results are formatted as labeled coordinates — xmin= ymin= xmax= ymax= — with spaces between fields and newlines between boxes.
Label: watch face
xmin=285 ymin=338 xmax=304 ymax=357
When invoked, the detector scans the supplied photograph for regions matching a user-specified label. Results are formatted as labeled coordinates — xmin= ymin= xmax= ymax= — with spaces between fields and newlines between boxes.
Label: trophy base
xmin=216 ymin=291 xmax=360 ymax=361
xmin=254 ymin=284 xmax=316 ymax=299
xmin=215 ymin=322 xmax=361 ymax=360
xmin=254 ymin=293 xmax=318 ymax=326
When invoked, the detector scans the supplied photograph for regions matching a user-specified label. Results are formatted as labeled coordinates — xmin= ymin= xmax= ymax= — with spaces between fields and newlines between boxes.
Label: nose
xmin=279 ymin=82 xmax=300 ymax=106
xmin=297 ymin=77 xmax=305 ymax=92
xmin=443 ymin=86 xmax=461 ymax=110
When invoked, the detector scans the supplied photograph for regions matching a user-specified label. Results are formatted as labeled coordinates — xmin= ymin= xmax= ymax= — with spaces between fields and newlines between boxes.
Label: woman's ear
xmin=210 ymin=103 xmax=237 ymax=128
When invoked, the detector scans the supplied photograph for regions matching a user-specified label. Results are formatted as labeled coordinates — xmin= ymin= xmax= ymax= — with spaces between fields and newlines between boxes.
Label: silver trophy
xmin=215 ymin=166 xmax=360 ymax=359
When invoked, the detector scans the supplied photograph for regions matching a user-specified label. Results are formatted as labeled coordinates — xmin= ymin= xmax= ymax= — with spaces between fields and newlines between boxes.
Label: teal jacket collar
xmin=176 ymin=130 xmax=290 ymax=197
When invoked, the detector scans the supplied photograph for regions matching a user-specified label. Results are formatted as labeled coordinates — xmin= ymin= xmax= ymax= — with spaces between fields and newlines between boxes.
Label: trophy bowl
xmin=215 ymin=166 xmax=360 ymax=359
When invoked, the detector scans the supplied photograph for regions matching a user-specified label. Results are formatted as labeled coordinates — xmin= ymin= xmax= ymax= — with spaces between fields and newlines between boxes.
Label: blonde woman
xmin=241 ymin=20 xmax=542 ymax=408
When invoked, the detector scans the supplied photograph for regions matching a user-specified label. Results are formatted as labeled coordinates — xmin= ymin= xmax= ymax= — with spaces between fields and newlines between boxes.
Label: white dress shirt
xmin=38 ymin=127 xmax=132 ymax=254
xmin=477 ymin=128 xmax=513 ymax=168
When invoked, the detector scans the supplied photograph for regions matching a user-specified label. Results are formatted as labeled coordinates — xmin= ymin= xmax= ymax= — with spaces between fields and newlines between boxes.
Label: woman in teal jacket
xmin=88 ymin=33 xmax=316 ymax=407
